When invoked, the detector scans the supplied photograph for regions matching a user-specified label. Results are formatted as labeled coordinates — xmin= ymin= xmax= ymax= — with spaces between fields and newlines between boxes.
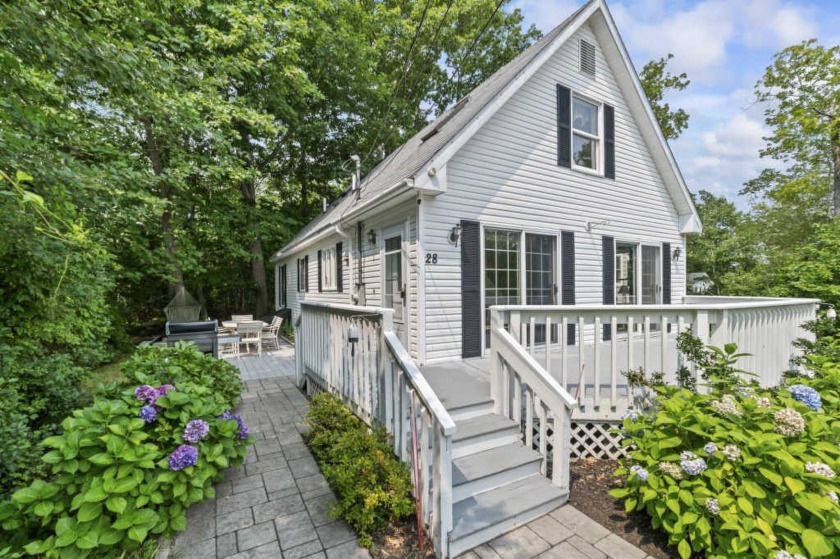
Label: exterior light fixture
xmin=823 ymin=303 xmax=837 ymax=319
xmin=348 ymin=324 xmax=359 ymax=357
xmin=585 ymin=220 xmax=610 ymax=232
xmin=448 ymin=224 xmax=462 ymax=246
xmin=367 ymin=229 xmax=377 ymax=246
xmin=672 ymin=247 xmax=682 ymax=261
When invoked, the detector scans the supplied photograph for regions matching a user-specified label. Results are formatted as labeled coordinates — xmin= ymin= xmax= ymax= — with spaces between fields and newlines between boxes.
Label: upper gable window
xmin=572 ymin=96 xmax=600 ymax=171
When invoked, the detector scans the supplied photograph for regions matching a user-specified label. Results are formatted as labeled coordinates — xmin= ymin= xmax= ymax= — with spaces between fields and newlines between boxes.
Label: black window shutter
xmin=662 ymin=242 xmax=671 ymax=304
xmin=461 ymin=220 xmax=482 ymax=358
xmin=561 ymin=231 xmax=575 ymax=345
xmin=281 ymin=264 xmax=287 ymax=307
xmin=317 ymin=250 xmax=323 ymax=292
xmin=602 ymin=236 xmax=615 ymax=340
xmin=336 ymin=242 xmax=343 ymax=292
xmin=304 ymin=255 xmax=309 ymax=292
xmin=557 ymin=84 xmax=572 ymax=168
xmin=604 ymin=104 xmax=615 ymax=179
xmin=297 ymin=259 xmax=301 ymax=292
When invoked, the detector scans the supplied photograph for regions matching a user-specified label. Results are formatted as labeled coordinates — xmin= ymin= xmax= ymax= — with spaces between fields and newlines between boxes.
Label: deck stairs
xmin=422 ymin=361 xmax=570 ymax=557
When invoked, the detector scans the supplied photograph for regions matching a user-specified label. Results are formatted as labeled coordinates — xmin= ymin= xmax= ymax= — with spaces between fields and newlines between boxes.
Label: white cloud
xmin=702 ymin=114 xmax=766 ymax=159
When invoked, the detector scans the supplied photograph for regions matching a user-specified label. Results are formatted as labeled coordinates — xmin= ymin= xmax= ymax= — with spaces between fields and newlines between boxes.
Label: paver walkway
xmin=168 ymin=343 xmax=648 ymax=559
xmin=168 ymin=373 xmax=370 ymax=559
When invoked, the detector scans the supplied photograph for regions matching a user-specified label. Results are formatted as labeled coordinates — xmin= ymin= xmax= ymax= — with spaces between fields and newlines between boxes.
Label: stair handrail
xmin=490 ymin=308 xmax=577 ymax=493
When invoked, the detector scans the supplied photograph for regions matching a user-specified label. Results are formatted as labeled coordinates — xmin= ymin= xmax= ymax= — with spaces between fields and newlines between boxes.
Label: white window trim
xmin=571 ymin=93 xmax=604 ymax=176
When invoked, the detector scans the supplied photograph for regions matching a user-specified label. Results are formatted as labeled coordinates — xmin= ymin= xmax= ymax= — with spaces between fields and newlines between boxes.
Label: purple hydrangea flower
xmin=139 ymin=404 xmax=157 ymax=423
xmin=159 ymin=384 xmax=175 ymax=396
xmin=629 ymin=464 xmax=649 ymax=482
xmin=134 ymin=384 xmax=160 ymax=403
xmin=790 ymin=384 xmax=822 ymax=411
xmin=219 ymin=410 xmax=249 ymax=440
xmin=167 ymin=444 xmax=199 ymax=471
xmin=183 ymin=419 xmax=210 ymax=443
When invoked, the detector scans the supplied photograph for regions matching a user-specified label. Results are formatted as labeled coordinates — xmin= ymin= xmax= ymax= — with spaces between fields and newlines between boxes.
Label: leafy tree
xmin=743 ymin=40 xmax=840 ymax=216
xmin=639 ymin=53 xmax=691 ymax=141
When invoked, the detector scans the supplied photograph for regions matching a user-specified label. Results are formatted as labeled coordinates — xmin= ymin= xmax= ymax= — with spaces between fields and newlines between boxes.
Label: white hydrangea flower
xmin=710 ymin=394 xmax=743 ymax=417
xmin=805 ymin=462 xmax=836 ymax=478
xmin=703 ymin=442 xmax=718 ymax=455
xmin=722 ymin=445 xmax=741 ymax=461
xmin=774 ymin=408 xmax=806 ymax=437
xmin=659 ymin=461 xmax=684 ymax=480
xmin=705 ymin=498 xmax=720 ymax=516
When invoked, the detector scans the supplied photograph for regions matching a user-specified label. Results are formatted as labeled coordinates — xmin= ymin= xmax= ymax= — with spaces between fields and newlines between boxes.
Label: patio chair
xmin=261 ymin=317 xmax=283 ymax=350
xmin=217 ymin=332 xmax=240 ymax=358
xmin=231 ymin=314 xmax=253 ymax=323
xmin=237 ymin=321 xmax=263 ymax=356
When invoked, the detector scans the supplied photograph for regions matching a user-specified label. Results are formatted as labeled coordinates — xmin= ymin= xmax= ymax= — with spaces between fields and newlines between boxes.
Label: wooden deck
xmin=222 ymin=338 xmax=296 ymax=381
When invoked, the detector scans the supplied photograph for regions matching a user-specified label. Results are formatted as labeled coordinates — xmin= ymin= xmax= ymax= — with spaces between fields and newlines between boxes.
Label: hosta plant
xmin=0 ymin=379 xmax=252 ymax=557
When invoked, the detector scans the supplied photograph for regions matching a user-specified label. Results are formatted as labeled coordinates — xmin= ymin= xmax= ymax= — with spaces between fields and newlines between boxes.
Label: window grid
xmin=484 ymin=229 xmax=521 ymax=345
xmin=321 ymin=248 xmax=337 ymax=290
xmin=572 ymin=96 xmax=600 ymax=171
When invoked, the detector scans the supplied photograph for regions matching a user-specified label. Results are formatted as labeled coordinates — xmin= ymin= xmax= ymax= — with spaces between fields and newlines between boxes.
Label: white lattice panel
xmin=570 ymin=421 xmax=627 ymax=460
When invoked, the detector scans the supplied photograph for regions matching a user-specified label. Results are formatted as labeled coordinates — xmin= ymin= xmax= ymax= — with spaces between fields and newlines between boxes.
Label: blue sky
xmin=512 ymin=0 xmax=840 ymax=206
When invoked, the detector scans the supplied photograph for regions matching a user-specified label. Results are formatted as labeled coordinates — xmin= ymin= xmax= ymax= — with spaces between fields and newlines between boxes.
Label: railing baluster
xmin=660 ymin=314 xmax=668 ymax=378
xmin=644 ymin=315 xmax=651 ymax=374
xmin=561 ymin=316 xmax=568 ymax=387
xmin=627 ymin=315 xmax=635 ymax=407
xmin=545 ymin=316 xmax=553 ymax=378
xmin=529 ymin=316 xmax=536 ymax=357
xmin=610 ymin=315 xmax=618 ymax=408
xmin=593 ymin=316 xmax=601 ymax=409
xmin=525 ymin=388 xmax=534 ymax=449
xmin=513 ymin=373 xmax=522 ymax=423
xmin=578 ymin=316 xmax=585 ymax=407
xmin=537 ymin=398 xmax=548 ymax=475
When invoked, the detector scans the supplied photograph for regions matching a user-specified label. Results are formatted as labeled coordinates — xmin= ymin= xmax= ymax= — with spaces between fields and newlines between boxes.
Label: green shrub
xmin=121 ymin=343 xmax=243 ymax=409
xmin=305 ymin=392 xmax=414 ymax=547
xmin=612 ymin=344 xmax=840 ymax=559
xmin=0 ymin=377 xmax=252 ymax=557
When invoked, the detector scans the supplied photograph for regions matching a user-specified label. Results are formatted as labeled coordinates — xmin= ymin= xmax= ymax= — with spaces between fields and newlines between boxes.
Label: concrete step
xmin=447 ymin=398 xmax=494 ymax=421
xmin=449 ymin=475 xmax=570 ymax=558
xmin=452 ymin=414 xmax=521 ymax=459
xmin=452 ymin=445 xmax=542 ymax=503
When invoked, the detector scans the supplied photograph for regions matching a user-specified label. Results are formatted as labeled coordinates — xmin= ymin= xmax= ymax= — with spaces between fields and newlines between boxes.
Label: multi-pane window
xmin=572 ymin=97 xmax=600 ymax=170
xmin=321 ymin=247 xmax=337 ymax=290
xmin=484 ymin=229 xmax=520 ymax=345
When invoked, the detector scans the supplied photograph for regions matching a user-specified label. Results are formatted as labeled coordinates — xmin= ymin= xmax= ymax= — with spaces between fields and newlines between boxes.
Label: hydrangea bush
xmin=611 ymin=344 xmax=840 ymax=559
xmin=0 ymin=350 xmax=252 ymax=557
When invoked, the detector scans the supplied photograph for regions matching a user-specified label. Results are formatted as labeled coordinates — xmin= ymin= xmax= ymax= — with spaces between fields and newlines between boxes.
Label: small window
xmin=579 ymin=39 xmax=596 ymax=77
xmin=572 ymin=96 xmax=600 ymax=170
xmin=298 ymin=257 xmax=309 ymax=293
xmin=321 ymin=247 xmax=337 ymax=290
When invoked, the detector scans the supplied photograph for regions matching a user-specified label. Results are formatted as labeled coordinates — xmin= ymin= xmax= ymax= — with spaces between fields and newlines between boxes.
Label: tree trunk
xmin=239 ymin=176 xmax=268 ymax=316
xmin=300 ymin=172 xmax=309 ymax=221
xmin=144 ymin=119 xmax=184 ymax=297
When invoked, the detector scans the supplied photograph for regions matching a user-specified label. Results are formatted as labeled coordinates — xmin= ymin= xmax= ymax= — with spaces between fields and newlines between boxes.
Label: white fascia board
xmin=413 ymin=1 xmax=600 ymax=179
xmin=593 ymin=1 xmax=701 ymax=228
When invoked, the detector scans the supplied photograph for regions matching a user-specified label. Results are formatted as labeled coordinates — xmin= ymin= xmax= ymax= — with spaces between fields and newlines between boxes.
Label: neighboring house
xmin=271 ymin=0 xmax=702 ymax=365
xmin=687 ymin=272 xmax=714 ymax=294
xmin=270 ymin=1 xmax=815 ymax=556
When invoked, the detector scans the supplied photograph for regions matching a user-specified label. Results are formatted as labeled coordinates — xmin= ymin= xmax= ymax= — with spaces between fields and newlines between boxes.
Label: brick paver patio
xmin=164 ymin=342 xmax=649 ymax=559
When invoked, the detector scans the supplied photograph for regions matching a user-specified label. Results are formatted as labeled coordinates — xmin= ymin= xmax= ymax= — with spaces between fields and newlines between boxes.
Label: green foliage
xmin=305 ymin=393 xmax=414 ymax=547
xmin=0 ymin=376 xmax=251 ymax=557
xmin=612 ymin=347 xmax=840 ymax=559
xmin=639 ymin=53 xmax=691 ymax=141
xmin=121 ymin=343 xmax=243 ymax=410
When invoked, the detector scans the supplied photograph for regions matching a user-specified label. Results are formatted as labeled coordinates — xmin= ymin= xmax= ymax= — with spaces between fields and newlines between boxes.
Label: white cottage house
xmin=270 ymin=1 xmax=816 ymax=556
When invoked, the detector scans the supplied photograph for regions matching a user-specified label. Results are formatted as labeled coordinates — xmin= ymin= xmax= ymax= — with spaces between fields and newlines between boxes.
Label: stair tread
xmin=448 ymin=397 xmax=494 ymax=412
xmin=451 ymin=476 xmax=568 ymax=541
xmin=452 ymin=445 xmax=541 ymax=487
xmin=453 ymin=414 xmax=518 ymax=443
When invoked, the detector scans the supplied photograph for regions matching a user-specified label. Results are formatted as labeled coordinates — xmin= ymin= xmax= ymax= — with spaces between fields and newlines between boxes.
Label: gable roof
xmin=272 ymin=0 xmax=699 ymax=262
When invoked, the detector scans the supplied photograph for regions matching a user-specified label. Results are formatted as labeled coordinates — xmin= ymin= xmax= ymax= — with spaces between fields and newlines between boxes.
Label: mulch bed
xmin=371 ymin=517 xmax=435 ymax=558
xmin=570 ymin=458 xmax=680 ymax=559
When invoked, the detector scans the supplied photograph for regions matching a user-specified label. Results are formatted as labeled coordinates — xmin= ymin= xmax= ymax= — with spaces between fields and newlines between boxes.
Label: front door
xmin=383 ymin=231 xmax=407 ymax=344
xmin=641 ymin=245 xmax=661 ymax=305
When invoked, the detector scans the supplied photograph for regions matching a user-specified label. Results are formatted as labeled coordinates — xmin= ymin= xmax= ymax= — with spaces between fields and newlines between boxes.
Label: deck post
xmin=490 ymin=308 xmax=504 ymax=414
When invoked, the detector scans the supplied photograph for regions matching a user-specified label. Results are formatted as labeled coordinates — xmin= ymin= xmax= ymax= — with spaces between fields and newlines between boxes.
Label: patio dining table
xmin=221 ymin=320 xmax=268 ymax=330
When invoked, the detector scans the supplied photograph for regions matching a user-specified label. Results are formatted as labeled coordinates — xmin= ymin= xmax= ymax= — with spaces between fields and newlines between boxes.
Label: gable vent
xmin=579 ymin=39 xmax=596 ymax=77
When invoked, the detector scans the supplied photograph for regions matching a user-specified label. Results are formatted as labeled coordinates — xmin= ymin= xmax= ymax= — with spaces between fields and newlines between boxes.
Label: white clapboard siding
xmin=278 ymin=200 xmax=422 ymax=360
xmin=423 ymin=22 xmax=687 ymax=363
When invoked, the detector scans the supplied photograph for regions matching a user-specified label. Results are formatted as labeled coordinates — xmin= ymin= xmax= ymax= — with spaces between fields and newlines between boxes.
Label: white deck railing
xmin=296 ymin=301 xmax=455 ymax=558
xmin=491 ymin=296 xmax=817 ymax=421
xmin=490 ymin=313 xmax=577 ymax=493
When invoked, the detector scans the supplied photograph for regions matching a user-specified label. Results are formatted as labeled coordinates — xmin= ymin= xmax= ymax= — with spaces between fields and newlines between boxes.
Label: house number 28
xmin=425 ymin=253 xmax=438 ymax=264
